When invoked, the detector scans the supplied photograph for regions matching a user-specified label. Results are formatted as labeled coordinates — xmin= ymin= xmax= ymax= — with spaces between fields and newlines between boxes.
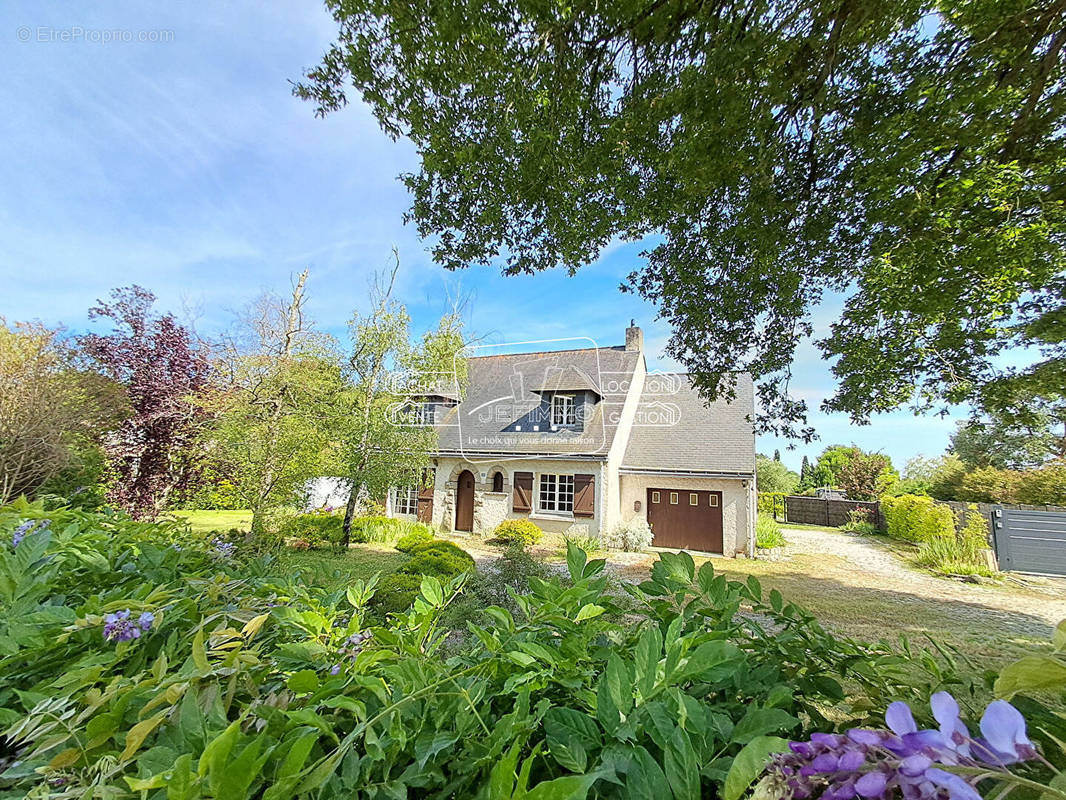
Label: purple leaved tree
xmin=79 ymin=287 xmax=210 ymax=518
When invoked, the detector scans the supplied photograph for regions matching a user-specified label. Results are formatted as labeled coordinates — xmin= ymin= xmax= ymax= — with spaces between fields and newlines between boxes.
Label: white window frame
xmin=392 ymin=486 xmax=418 ymax=516
xmin=551 ymin=394 xmax=576 ymax=426
xmin=538 ymin=473 xmax=574 ymax=513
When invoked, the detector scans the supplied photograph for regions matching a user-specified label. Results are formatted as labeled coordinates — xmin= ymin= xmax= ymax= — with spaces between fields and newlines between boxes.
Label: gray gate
xmin=991 ymin=508 xmax=1066 ymax=576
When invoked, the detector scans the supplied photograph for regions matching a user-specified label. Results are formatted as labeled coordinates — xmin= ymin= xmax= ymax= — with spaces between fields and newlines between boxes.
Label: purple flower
xmin=769 ymin=694 xmax=1039 ymax=800
xmin=12 ymin=519 xmax=48 ymax=548
xmin=329 ymin=664 xmax=341 ymax=675
xmin=103 ymin=609 xmax=155 ymax=642
xmin=973 ymin=700 xmax=1037 ymax=765
xmin=925 ymin=769 xmax=982 ymax=800
xmin=210 ymin=537 xmax=236 ymax=559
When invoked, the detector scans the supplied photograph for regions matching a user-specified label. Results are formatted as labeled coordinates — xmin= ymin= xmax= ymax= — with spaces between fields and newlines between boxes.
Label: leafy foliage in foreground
xmin=0 ymin=503 xmax=964 ymax=798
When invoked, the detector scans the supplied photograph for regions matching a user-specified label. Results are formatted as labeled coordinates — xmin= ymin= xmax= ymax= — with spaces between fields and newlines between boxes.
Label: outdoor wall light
xmin=634 ymin=500 xmax=641 ymax=512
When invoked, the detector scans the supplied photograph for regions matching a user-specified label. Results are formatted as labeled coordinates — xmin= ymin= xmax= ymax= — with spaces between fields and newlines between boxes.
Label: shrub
xmin=395 ymin=525 xmax=434 ymax=552
xmin=348 ymin=514 xmax=404 ymax=543
xmin=880 ymin=494 xmax=954 ymax=543
xmin=490 ymin=518 xmax=542 ymax=546
xmin=400 ymin=540 xmax=476 ymax=578
xmin=840 ymin=506 xmax=878 ymax=535
xmin=757 ymin=491 xmax=787 ymax=517
xmin=756 ymin=513 xmax=786 ymax=548
xmin=914 ymin=506 xmax=995 ymax=576
xmin=370 ymin=571 xmax=425 ymax=615
xmin=563 ymin=533 xmax=603 ymax=554
xmin=604 ymin=517 xmax=654 ymax=552
xmin=280 ymin=508 xmax=344 ymax=549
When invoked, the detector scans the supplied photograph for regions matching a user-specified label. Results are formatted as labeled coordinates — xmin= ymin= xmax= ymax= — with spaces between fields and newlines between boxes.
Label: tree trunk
xmin=251 ymin=269 xmax=308 ymax=536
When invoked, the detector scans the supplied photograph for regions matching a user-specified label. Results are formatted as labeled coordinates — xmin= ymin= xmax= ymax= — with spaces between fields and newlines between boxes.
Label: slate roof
xmin=620 ymin=373 xmax=756 ymax=476
xmin=434 ymin=346 xmax=638 ymax=457
xmin=534 ymin=364 xmax=601 ymax=395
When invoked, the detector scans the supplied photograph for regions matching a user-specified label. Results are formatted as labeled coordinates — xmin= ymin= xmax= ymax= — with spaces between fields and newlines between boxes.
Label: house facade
xmin=385 ymin=324 xmax=757 ymax=555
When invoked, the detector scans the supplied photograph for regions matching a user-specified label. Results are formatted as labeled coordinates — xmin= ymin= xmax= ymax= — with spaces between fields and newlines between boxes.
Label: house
xmin=386 ymin=323 xmax=757 ymax=555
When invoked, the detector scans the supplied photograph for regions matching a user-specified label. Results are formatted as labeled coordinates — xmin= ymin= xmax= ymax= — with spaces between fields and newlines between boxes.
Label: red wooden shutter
xmin=573 ymin=474 xmax=595 ymax=517
xmin=513 ymin=472 xmax=533 ymax=513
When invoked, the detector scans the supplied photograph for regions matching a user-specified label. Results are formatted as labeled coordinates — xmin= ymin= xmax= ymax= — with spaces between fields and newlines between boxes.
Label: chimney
xmin=625 ymin=320 xmax=643 ymax=353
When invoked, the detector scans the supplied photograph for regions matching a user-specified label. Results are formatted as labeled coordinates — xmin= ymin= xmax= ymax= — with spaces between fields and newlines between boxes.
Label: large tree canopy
xmin=298 ymin=0 xmax=1066 ymax=437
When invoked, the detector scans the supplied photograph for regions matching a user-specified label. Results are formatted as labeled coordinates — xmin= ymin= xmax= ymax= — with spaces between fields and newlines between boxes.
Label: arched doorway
xmin=455 ymin=470 xmax=475 ymax=532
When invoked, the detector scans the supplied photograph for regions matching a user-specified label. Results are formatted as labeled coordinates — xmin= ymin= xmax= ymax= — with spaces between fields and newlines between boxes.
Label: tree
xmin=79 ymin=288 xmax=210 ymax=517
xmin=299 ymin=1 xmax=1066 ymax=438
xmin=798 ymin=455 xmax=813 ymax=490
xmin=207 ymin=271 xmax=346 ymax=534
xmin=834 ymin=449 xmax=898 ymax=501
xmin=1017 ymin=459 xmax=1066 ymax=505
xmin=808 ymin=445 xmax=898 ymax=498
xmin=336 ymin=260 xmax=467 ymax=544
xmin=0 ymin=320 xmax=124 ymax=504
xmin=958 ymin=467 xmax=1023 ymax=504
xmin=898 ymin=454 xmax=966 ymax=501
xmin=950 ymin=403 xmax=1065 ymax=470
xmin=756 ymin=454 xmax=799 ymax=494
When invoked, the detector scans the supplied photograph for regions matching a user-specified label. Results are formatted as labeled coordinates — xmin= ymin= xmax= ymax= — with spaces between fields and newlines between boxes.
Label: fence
xmin=760 ymin=493 xmax=882 ymax=528
xmin=939 ymin=500 xmax=1066 ymax=534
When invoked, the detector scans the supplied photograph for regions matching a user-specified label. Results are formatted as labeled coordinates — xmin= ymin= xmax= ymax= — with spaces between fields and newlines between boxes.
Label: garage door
xmin=647 ymin=488 xmax=723 ymax=553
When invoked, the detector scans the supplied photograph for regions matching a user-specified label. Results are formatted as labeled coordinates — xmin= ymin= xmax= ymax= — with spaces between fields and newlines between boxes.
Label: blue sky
xmin=0 ymin=0 xmax=967 ymax=473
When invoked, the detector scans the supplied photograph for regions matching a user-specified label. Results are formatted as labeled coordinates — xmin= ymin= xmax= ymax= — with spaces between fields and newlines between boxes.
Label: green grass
xmin=172 ymin=509 xmax=253 ymax=535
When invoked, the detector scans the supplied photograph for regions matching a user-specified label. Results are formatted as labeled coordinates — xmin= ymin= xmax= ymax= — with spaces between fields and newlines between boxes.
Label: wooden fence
xmin=781 ymin=496 xmax=883 ymax=528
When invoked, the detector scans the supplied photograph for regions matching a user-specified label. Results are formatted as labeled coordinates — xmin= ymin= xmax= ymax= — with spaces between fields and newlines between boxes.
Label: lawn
xmin=171 ymin=509 xmax=253 ymax=534
xmin=172 ymin=509 xmax=409 ymax=590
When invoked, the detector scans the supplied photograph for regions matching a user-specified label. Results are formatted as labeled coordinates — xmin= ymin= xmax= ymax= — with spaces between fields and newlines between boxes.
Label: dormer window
xmin=413 ymin=401 xmax=434 ymax=425
xmin=551 ymin=394 xmax=575 ymax=426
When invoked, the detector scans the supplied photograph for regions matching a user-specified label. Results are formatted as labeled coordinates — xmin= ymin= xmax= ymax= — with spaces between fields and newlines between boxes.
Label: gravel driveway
xmin=777 ymin=526 xmax=1066 ymax=635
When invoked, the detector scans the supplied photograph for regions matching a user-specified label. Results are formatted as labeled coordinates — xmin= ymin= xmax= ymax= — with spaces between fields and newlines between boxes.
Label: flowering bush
xmin=604 ymin=516 xmax=654 ymax=551
xmin=0 ymin=501 xmax=1027 ymax=799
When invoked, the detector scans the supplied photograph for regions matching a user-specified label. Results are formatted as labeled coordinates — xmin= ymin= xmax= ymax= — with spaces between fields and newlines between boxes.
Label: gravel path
xmin=778 ymin=526 xmax=1066 ymax=633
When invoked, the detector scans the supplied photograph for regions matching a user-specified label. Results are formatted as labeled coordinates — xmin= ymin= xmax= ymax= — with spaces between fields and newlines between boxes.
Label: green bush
xmin=756 ymin=513 xmax=786 ymax=548
xmin=370 ymin=571 xmax=426 ymax=615
xmin=490 ymin=518 xmax=542 ymax=546
xmin=880 ymin=494 xmax=954 ymax=543
xmin=400 ymin=540 xmax=476 ymax=578
xmin=280 ymin=508 xmax=344 ymax=549
xmin=914 ymin=506 xmax=995 ymax=576
xmin=395 ymin=526 xmax=434 ymax=552
xmin=757 ymin=491 xmax=787 ymax=516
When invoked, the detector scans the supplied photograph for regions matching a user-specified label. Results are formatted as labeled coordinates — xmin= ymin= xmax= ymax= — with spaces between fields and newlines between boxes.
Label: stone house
xmin=385 ymin=324 xmax=757 ymax=555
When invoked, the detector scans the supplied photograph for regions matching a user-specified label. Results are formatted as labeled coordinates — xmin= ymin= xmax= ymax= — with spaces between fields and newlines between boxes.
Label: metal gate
xmin=991 ymin=508 xmax=1066 ymax=576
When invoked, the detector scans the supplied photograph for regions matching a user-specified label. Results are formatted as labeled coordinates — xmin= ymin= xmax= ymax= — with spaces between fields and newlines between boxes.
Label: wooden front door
xmin=416 ymin=485 xmax=434 ymax=523
xmin=646 ymin=488 xmax=723 ymax=553
xmin=455 ymin=470 xmax=475 ymax=532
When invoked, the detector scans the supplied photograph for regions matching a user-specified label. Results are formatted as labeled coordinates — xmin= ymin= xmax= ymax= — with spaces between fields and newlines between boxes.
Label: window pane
xmin=670 ymin=492 xmax=678 ymax=504
xmin=690 ymin=493 xmax=698 ymax=506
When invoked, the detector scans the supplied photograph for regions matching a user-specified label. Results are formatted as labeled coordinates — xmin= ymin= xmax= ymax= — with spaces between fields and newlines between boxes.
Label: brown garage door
xmin=647 ymin=488 xmax=723 ymax=553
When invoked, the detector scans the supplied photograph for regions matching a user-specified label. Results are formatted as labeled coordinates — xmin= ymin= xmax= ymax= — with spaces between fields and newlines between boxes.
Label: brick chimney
xmin=625 ymin=320 xmax=643 ymax=353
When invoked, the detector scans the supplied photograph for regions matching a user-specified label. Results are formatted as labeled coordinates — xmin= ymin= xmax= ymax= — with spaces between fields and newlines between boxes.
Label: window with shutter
xmin=573 ymin=474 xmax=595 ymax=517
xmin=513 ymin=472 xmax=533 ymax=512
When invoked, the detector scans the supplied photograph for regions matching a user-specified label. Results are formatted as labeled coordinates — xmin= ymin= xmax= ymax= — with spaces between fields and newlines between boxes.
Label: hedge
xmin=880 ymin=494 xmax=954 ymax=543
